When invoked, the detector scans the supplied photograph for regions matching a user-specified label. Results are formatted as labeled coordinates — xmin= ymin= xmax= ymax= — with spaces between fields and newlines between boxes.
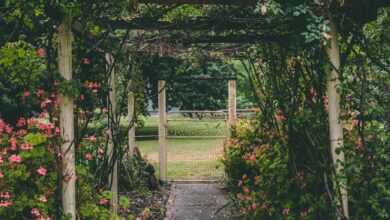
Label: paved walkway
xmin=165 ymin=183 xmax=237 ymax=220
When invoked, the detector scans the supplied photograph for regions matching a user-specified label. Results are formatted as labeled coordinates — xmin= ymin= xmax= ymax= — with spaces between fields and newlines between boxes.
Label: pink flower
xmin=36 ymin=89 xmax=45 ymax=98
xmin=5 ymin=125 xmax=13 ymax=134
xmin=31 ymin=208 xmax=41 ymax=217
xmin=20 ymin=143 xmax=33 ymax=151
xmin=80 ymin=94 xmax=85 ymax=101
xmin=282 ymin=208 xmax=290 ymax=216
xmin=0 ymin=156 xmax=3 ymax=164
xmin=16 ymin=129 xmax=27 ymax=137
xmin=16 ymin=118 xmax=26 ymax=127
xmin=84 ymin=153 xmax=93 ymax=161
xmin=82 ymin=58 xmax=91 ymax=65
xmin=36 ymin=48 xmax=46 ymax=57
xmin=9 ymin=155 xmax=22 ymax=164
xmin=251 ymin=203 xmax=257 ymax=210
xmin=40 ymin=99 xmax=52 ymax=109
xmin=9 ymin=137 xmax=17 ymax=150
xmin=0 ymin=171 xmax=4 ymax=178
xmin=0 ymin=119 xmax=6 ymax=133
xmin=99 ymin=198 xmax=109 ymax=205
xmin=27 ymin=118 xmax=38 ymax=127
xmin=23 ymin=90 xmax=30 ymax=97
xmin=55 ymin=127 xmax=61 ymax=136
xmin=97 ymin=148 xmax=105 ymax=158
xmin=85 ymin=135 xmax=97 ymax=142
xmin=39 ymin=112 xmax=48 ymax=119
xmin=0 ymin=201 xmax=13 ymax=207
xmin=36 ymin=167 xmax=47 ymax=176
xmin=0 ymin=192 xmax=11 ymax=199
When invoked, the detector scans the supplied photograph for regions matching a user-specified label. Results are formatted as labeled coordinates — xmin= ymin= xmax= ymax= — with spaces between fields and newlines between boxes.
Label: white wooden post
xmin=128 ymin=80 xmax=136 ymax=156
xmin=58 ymin=17 xmax=76 ymax=220
xmin=228 ymin=80 xmax=237 ymax=131
xmin=106 ymin=53 xmax=118 ymax=215
xmin=326 ymin=19 xmax=349 ymax=219
xmin=158 ymin=80 xmax=167 ymax=182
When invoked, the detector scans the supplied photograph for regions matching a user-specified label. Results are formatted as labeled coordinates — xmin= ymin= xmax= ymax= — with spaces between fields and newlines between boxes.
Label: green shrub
xmin=223 ymin=118 xmax=389 ymax=220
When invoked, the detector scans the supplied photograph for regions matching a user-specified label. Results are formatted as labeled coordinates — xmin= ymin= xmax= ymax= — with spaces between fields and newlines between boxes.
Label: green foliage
xmin=0 ymin=41 xmax=46 ymax=123
xmin=223 ymin=119 xmax=336 ymax=219
xmin=141 ymin=55 xmax=235 ymax=111
xmin=0 ymin=120 xmax=57 ymax=219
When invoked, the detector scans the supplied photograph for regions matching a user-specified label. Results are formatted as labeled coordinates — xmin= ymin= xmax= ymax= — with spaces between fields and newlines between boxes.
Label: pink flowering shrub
xmin=223 ymin=118 xmax=389 ymax=220
xmin=0 ymin=118 xmax=57 ymax=219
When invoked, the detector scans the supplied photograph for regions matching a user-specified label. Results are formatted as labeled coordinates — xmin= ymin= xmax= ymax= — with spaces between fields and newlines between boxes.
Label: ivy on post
xmin=105 ymin=53 xmax=119 ymax=216
xmin=326 ymin=18 xmax=349 ymax=219
xmin=58 ymin=16 xmax=76 ymax=220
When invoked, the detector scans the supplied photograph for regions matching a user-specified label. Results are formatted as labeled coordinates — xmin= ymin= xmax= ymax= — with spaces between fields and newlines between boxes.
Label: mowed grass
xmin=136 ymin=115 xmax=227 ymax=180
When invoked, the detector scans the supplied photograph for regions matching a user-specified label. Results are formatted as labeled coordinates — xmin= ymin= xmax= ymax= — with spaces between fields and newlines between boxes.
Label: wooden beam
xmin=158 ymin=80 xmax=167 ymax=182
xmin=228 ymin=80 xmax=237 ymax=129
xmin=326 ymin=19 xmax=349 ymax=219
xmin=58 ymin=16 xmax=76 ymax=220
xmin=106 ymin=53 xmax=118 ymax=215
xmin=138 ymin=33 xmax=289 ymax=45
xmin=128 ymin=80 xmax=136 ymax=156
xmin=102 ymin=17 xmax=279 ymax=31
xmin=139 ymin=0 xmax=256 ymax=5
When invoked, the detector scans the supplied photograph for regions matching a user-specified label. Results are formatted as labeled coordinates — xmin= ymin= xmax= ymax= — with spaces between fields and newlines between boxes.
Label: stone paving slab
xmin=165 ymin=183 xmax=237 ymax=220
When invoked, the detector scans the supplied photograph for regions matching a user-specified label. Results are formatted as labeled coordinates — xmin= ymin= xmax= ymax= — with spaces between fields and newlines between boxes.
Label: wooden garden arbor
xmin=57 ymin=0 xmax=390 ymax=218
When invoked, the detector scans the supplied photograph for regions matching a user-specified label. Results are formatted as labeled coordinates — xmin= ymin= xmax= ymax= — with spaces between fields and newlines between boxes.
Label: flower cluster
xmin=0 ymin=117 xmax=56 ymax=219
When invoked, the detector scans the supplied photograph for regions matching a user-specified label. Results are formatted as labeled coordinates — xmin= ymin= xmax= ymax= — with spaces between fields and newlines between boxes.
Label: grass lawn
xmin=136 ymin=115 xmax=227 ymax=180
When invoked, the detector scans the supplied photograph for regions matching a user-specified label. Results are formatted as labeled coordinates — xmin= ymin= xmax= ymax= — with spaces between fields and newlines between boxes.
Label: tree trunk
xmin=106 ymin=53 xmax=118 ymax=216
xmin=58 ymin=17 xmax=76 ymax=220
xmin=326 ymin=19 xmax=349 ymax=219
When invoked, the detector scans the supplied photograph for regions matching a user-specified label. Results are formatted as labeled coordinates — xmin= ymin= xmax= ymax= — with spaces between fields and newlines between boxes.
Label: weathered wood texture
xmin=158 ymin=80 xmax=167 ymax=182
xmin=228 ymin=80 xmax=237 ymax=128
xmin=106 ymin=53 xmax=119 ymax=215
xmin=326 ymin=19 xmax=349 ymax=219
xmin=128 ymin=80 xmax=136 ymax=156
xmin=139 ymin=0 xmax=256 ymax=5
xmin=58 ymin=18 xmax=76 ymax=220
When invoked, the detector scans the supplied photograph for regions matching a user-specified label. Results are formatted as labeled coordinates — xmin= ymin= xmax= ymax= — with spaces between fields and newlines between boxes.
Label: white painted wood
xmin=326 ymin=19 xmax=349 ymax=219
xmin=128 ymin=80 xmax=136 ymax=156
xmin=158 ymin=80 xmax=167 ymax=182
xmin=58 ymin=17 xmax=76 ymax=220
xmin=228 ymin=80 xmax=237 ymax=131
xmin=106 ymin=53 xmax=118 ymax=216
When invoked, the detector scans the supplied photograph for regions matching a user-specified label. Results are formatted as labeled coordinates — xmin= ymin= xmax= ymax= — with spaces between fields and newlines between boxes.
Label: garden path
xmin=164 ymin=183 xmax=238 ymax=220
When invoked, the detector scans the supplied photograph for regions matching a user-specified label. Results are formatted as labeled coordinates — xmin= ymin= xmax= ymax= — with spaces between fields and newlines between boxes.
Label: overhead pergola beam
xmin=139 ymin=0 xmax=256 ymax=5
xmin=102 ymin=17 xmax=290 ymax=31
xmin=138 ymin=33 xmax=290 ymax=44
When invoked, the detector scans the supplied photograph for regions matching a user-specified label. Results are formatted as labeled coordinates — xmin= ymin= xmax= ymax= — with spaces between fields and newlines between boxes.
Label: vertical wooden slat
xmin=326 ymin=19 xmax=349 ymax=219
xmin=128 ymin=80 xmax=136 ymax=156
xmin=58 ymin=17 xmax=76 ymax=220
xmin=106 ymin=53 xmax=118 ymax=215
xmin=158 ymin=80 xmax=167 ymax=182
xmin=228 ymin=80 xmax=237 ymax=131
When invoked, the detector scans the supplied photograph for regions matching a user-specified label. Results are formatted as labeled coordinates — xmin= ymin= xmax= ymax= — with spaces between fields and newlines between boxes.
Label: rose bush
xmin=0 ymin=117 xmax=57 ymax=219
xmin=223 ymin=117 xmax=389 ymax=220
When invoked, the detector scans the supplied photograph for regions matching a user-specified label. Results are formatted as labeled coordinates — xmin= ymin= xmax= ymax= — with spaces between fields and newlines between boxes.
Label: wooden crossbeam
xmin=139 ymin=0 xmax=256 ymax=5
xmin=102 ymin=17 xmax=281 ymax=31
